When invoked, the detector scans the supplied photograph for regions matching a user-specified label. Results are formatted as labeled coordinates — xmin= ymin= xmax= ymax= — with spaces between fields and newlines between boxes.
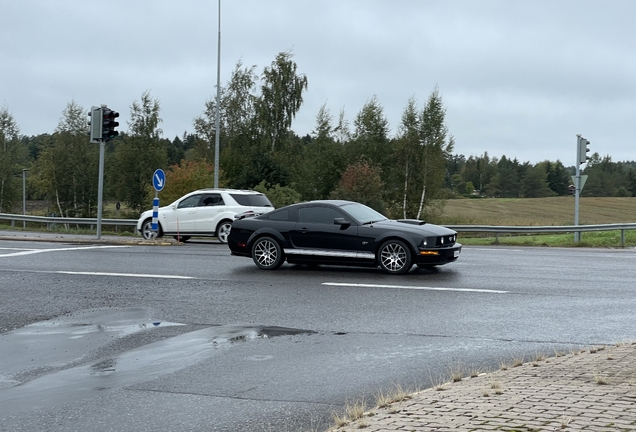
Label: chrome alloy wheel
xmin=253 ymin=238 xmax=280 ymax=269
xmin=379 ymin=241 xmax=410 ymax=274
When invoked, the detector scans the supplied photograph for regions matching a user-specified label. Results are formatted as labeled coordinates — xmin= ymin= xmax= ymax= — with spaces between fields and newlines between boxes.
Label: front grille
xmin=431 ymin=235 xmax=456 ymax=247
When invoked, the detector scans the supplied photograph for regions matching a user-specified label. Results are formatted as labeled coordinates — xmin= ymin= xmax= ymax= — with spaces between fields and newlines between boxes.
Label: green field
xmin=434 ymin=197 xmax=636 ymax=248
xmin=436 ymin=196 xmax=636 ymax=226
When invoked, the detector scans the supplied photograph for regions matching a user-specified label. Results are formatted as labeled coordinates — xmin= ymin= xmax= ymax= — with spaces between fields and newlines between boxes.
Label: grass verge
xmin=457 ymin=230 xmax=636 ymax=248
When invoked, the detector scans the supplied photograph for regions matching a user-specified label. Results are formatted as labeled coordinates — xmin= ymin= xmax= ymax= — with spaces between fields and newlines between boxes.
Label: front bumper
xmin=413 ymin=243 xmax=462 ymax=266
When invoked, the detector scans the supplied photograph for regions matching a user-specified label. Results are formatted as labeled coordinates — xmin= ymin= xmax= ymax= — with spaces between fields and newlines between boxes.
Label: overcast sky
xmin=2 ymin=0 xmax=635 ymax=165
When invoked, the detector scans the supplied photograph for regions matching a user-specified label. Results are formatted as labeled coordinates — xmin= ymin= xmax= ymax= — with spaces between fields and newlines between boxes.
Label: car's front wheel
xmin=252 ymin=236 xmax=284 ymax=270
xmin=141 ymin=219 xmax=162 ymax=240
xmin=378 ymin=239 xmax=412 ymax=275
xmin=216 ymin=220 xmax=233 ymax=244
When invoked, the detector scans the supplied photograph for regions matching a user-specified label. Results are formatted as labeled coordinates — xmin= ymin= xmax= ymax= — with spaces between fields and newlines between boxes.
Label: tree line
xmin=1 ymin=51 xmax=635 ymax=221
xmin=448 ymin=152 xmax=636 ymax=199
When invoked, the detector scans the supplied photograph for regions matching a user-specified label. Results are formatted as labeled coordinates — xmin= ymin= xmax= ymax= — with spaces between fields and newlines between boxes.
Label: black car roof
xmin=265 ymin=200 xmax=357 ymax=214
xmin=302 ymin=200 xmax=354 ymax=207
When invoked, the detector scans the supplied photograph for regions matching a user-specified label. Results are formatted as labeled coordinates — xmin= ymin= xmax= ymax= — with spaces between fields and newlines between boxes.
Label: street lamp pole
xmin=22 ymin=168 xmax=29 ymax=229
xmin=214 ymin=0 xmax=221 ymax=188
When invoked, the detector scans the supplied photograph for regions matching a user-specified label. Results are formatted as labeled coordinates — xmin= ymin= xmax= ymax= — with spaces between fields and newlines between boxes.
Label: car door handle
xmin=298 ymin=227 xmax=308 ymax=233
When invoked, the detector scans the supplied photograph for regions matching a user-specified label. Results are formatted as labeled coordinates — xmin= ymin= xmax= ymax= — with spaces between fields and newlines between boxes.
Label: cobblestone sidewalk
xmin=328 ymin=343 xmax=636 ymax=431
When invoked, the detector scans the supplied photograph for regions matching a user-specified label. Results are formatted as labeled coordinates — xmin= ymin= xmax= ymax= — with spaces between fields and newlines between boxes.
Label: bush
xmin=253 ymin=181 xmax=302 ymax=208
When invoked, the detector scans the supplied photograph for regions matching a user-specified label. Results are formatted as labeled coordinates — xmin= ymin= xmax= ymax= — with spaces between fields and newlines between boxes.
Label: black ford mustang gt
xmin=228 ymin=200 xmax=461 ymax=275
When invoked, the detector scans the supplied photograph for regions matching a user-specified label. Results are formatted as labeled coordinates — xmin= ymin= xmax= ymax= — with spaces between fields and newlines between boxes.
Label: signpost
xmin=151 ymin=169 xmax=166 ymax=239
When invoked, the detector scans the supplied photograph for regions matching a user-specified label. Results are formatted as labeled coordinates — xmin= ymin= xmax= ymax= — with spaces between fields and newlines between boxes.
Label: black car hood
xmin=369 ymin=219 xmax=456 ymax=236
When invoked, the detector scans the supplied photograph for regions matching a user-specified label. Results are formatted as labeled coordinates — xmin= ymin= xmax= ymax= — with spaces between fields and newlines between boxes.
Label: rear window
xmin=266 ymin=209 xmax=290 ymax=221
xmin=230 ymin=193 xmax=273 ymax=207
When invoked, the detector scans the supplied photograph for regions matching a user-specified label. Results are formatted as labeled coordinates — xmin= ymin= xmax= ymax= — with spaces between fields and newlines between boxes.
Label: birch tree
xmin=395 ymin=97 xmax=420 ymax=218
xmin=257 ymin=51 xmax=308 ymax=152
xmin=193 ymin=60 xmax=259 ymax=157
xmin=415 ymin=88 xmax=454 ymax=220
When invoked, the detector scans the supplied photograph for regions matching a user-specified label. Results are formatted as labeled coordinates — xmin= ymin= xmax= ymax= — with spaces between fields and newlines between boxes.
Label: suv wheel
xmin=141 ymin=219 xmax=162 ymax=240
xmin=216 ymin=220 xmax=233 ymax=243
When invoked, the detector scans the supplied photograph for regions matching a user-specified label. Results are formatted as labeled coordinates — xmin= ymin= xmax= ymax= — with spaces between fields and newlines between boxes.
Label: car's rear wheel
xmin=252 ymin=236 xmax=284 ymax=270
xmin=141 ymin=219 xmax=162 ymax=240
xmin=216 ymin=220 xmax=233 ymax=244
xmin=378 ymin=239 xmax=412 ymax=275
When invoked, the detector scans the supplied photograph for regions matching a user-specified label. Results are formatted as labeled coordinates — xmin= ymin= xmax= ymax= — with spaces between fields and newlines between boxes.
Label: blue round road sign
xmin=153 ymin=169 xmax=166 ymax=192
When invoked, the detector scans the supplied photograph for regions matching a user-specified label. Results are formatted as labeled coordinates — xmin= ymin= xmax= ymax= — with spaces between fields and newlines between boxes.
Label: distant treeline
xmin=1 ymin=51 xmax=635 ymax=220
xmin=447 ymin=152 xmax=636 ymax=199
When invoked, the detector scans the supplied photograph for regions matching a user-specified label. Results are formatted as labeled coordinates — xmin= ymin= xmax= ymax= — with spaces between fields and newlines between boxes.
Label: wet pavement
xmin=326 ymin=342 xmax=636 ymax=431
xmin=0 ymin=308 xmax=314 ymax=418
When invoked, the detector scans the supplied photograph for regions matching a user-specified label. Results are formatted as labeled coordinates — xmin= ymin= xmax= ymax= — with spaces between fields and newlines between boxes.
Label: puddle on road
xmin=0 ymin=308 xmax=185 ymax=379
xmin=0 ymin=308 xmax=314 ymax=415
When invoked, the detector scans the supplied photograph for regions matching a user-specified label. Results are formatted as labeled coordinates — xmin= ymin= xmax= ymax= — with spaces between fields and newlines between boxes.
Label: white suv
xmin=137 ymin=189 xmax=274 ymax=243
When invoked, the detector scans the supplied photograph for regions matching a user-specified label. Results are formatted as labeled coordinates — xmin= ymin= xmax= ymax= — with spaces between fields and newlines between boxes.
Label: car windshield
xmin=340 ymin=202 xmax=387 ymax=224
xmin=230 ymin=193 xmax=273 ymax=207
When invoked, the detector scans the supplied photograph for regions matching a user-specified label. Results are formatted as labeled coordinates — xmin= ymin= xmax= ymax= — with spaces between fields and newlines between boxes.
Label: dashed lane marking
xmin=57 ymin=271 xmax=194 ymax=279
xmin=322 ymin=282 xmax=508 ymax=294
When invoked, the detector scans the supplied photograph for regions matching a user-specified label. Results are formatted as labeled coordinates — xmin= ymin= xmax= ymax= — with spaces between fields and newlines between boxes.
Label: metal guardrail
xmin=446 ymin=223 xmax=636 ymax=233
xmin=0 ymin=213 xmax=137 ymax=227
xmin=446 ymin=223 xmax=636 ymax=246
xmin=1 ymin=213 xmax=634 ymax=245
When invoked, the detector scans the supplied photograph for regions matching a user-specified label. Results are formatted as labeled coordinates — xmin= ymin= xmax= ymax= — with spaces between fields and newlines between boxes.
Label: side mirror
xmin=334 ymin=217 xmax=350 ymax=227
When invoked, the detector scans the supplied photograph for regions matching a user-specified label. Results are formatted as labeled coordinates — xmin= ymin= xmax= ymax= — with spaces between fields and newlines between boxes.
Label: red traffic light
xmin=101 ymin=108 xmax=120 ymax=141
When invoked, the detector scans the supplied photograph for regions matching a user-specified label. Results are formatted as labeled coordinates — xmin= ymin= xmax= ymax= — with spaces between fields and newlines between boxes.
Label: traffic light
xmin=101 ymin=108 xmax=120 ymax=141
xmin=88 ymin=106 xmax=102 ymax=142
xmin=577 ymin=135 xmax=590 ymax=165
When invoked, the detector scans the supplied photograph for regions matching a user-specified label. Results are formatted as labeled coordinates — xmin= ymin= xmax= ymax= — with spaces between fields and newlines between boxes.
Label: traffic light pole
xmin=96 ymin=140 xmax=105 ymax=239
xmin=574 ymin=156 xmax=581 ymax=243
xmin=89 ymin=105 xmax=119 ymax=240
xmin=574 ymin=134 xmax=590 ymax=243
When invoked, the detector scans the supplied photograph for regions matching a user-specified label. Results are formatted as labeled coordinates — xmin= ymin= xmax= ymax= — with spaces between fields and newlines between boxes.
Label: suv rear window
xmin=230 ymin=193 xmax=273 ymax=207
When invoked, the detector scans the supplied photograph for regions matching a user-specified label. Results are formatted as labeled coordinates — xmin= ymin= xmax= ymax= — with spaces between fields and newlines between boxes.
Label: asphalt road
xmin=1 ymin=235 xmax=635 ymax=431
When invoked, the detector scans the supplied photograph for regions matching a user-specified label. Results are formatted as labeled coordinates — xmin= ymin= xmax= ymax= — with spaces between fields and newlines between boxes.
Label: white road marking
xmin=322 ymin=282 xmax=508 ymax=294
xmin=469 ymin=248 xmax=524 ymax=252
xmin=0 ymin=245 xmax=129 ymax=258
xmin=57 ymin=271 xmax=194 ymax=279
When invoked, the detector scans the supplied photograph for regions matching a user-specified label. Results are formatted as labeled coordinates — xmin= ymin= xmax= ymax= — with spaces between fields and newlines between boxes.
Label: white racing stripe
xmin=0 ymin=245 xmax=129 ymax=258
xmin=57 ymin=271 xmax=194 ymax=279
xmin=322 ymin=282 xmax=507 ymax=294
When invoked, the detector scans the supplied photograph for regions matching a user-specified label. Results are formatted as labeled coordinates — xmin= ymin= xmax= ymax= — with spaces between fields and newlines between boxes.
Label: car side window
xmin=201 ymin=193 xmax=224 ymax=206
xmin=177 ymin=195 xmax=201 ymax=209
xmin=268 ymin=209 xmax=289 ymax=221
xmin=298 ymin=207 xmax=343 ymax=224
